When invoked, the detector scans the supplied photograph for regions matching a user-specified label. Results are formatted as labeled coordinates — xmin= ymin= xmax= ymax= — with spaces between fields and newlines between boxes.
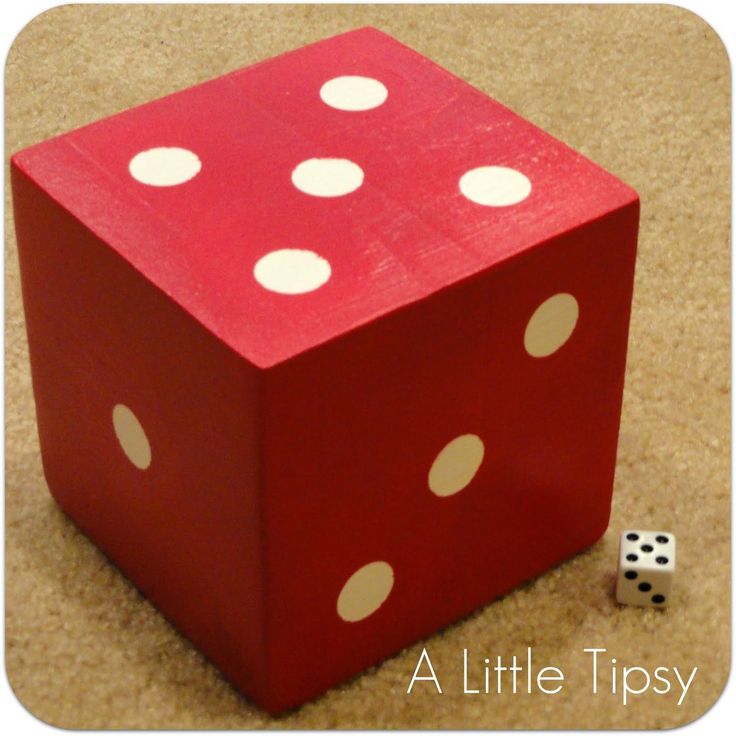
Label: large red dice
xmin=12 ymin=28 xmax=638 ymax=712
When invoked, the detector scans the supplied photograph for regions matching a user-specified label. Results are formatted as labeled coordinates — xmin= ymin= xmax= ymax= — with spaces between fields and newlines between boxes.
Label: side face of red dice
xmin=11 ymin=165 xmax=272 ymax=704
xmin=12 ymin=27 xmax=638 ymax=713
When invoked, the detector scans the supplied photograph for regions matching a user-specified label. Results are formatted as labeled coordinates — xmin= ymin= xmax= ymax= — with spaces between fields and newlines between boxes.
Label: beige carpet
xmin=4 ymin=4 xmax=730 ymax=729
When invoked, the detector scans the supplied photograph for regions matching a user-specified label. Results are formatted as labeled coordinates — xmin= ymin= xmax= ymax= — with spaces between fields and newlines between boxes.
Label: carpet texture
xmin=4 ymin=4 xmax=730 ymax=729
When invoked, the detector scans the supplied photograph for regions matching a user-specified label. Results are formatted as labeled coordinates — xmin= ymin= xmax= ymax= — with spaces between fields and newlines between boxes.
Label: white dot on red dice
xmin=291 ymin=158 xmax=364 ymax=197
xmin=128 ymin=147 xmax=201 ymax=186
xmin=319 ymin=76 xmax=388 ymax=111
xmin=112 ymin=404 xmax=151 ymax=470
xmin=459 ymin=166 xmax=531 ymax=206
xmin=524 ymin=293 xmax=579 ymax=357
xmin=337 ymin=561 xmax=394 ymax=622
xmin=428 ymin=434 xmax=485 ymax=497
xmin=253 ymin=248 xmax=331 ymax=294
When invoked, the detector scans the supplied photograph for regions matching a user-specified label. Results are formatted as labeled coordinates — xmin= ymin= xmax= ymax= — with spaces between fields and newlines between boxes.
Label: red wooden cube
xmin=11 ymin=27 xmax=638 ymax=712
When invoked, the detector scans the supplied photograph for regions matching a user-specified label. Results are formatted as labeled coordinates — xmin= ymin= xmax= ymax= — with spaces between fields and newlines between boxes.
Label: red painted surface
xmin=12 ymin=27 xmax=638 ymax=712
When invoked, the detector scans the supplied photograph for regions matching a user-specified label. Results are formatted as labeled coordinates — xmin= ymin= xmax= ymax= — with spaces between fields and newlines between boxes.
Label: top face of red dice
xmin=11 ymin=27 xmax=637 ymax=368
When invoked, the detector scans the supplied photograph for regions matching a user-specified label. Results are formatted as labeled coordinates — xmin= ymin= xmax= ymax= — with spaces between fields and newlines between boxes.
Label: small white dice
xmin=616 ymin=530 xmax=675 ymax=607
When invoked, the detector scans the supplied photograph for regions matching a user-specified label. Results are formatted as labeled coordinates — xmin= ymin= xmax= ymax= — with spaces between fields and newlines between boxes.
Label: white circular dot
xmin=337 ymin=561 xmax=394 ymax=622
xmin=459 ymin=166 xmax=531 ymax=206
xmin=128 ymin=147 xmax=201 ymax=186
xmin=524 ymin=293 xmax=579 ymax=357
xmin=112 ymin=404 xmax=151 ymax=470
xmin=428 ymin=434 xmax=485 ymax=497
xmin=320 ymin=76 xmax=388 ymax=111
xmin=254 ymin=249 xmax=331 ymax=295
xmin=291 ymin=158 xmax=364 ymax=197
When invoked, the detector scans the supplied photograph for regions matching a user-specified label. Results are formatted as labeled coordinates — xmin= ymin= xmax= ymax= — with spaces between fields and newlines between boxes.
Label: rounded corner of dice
xmin=11 ymin=27 xmax=639 ymax=713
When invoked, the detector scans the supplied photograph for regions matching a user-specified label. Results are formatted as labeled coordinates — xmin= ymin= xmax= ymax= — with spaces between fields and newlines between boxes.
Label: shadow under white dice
xmin=616 ymin=531 xmax=676 ymax=607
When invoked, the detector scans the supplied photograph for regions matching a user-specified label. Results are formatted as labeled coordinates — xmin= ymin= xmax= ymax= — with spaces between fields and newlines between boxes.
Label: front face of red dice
xmin=261 ymin=206 xmax=637 ymax=710
xmin=12 ymin=27 xmax=637 ymax=713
